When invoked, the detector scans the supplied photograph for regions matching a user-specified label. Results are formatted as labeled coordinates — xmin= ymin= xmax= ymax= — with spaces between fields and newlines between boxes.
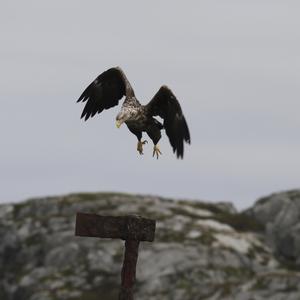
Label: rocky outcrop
xmin=246 ymin=189 xmax=300 ymax=267
xmin=0 ymin=192 xmax=300 ymax=300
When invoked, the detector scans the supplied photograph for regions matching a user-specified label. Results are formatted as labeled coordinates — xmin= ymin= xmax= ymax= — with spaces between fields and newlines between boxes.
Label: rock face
xmin=246 ymin=189 xmax=300 ymax=267
xmin=0 ymin=192 xmax=300 ymax=300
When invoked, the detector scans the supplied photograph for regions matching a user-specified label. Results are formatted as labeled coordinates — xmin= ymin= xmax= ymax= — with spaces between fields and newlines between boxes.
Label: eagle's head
xmin=116 ymin=109 xmax=131 ymax=128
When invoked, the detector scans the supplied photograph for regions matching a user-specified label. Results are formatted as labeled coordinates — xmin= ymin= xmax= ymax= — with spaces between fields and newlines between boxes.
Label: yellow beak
xmin=116 ymin=120 xmax=123 ymax=128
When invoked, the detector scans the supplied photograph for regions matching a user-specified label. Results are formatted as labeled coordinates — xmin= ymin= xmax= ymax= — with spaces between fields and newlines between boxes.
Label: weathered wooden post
xmin=75 ymin=212 xmax=156 ymax=300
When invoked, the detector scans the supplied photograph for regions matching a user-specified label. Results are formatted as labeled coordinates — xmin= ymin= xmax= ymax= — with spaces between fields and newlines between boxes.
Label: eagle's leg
xmin=137 ymin=140 xmax=148 ymax=155
xmin=146 ymin=125 xmax=162 ymax=159
xmin=127 ymin=127 xmax=148 ymax=155
xmin=152 ymin=144 xmax=162 ymax=159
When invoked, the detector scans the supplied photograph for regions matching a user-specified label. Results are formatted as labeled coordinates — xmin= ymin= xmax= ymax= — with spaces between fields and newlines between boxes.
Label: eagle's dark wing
xmin=146 ymin=86 xmax=190 ymax=158
xmin=77 ymin=67 xmax=134 ymax=121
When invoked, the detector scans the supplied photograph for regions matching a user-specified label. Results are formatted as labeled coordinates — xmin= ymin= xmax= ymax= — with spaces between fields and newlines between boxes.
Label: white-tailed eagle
xmin=77 ymin=67 xmax=190 ymax=159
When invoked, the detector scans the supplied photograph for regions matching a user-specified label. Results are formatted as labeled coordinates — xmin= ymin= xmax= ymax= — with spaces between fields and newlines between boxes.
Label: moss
xmin=280 ymin=284 xmax=298 ymax=292
xmin=177 ymin=201 xmax=224 ymax=214
xmin=286 ymin=190 xmax=300 ymax=201
xmin=72 ymin=290 xmax=100 ymax=300
xmin=279 ymin=259 xmax=300 ymax=271
xmin=246 ymin=248 xmax=256 ymax=260
xmin=219 ymin=282 xmax=232 ymax=297
xmin=12 ymin=287 xmax=32 ymax=300
xmin=247 ymin=243 xmax=269 ymax=260
xmin=13 ymin=202 xmax=30 ymax=218
xmin=73 ymin=193 xmax=105 ymax=201
xmin=252 ymin=276 xmax=268 ymax=290
xmin=198 ymin=231 xmax=216 ymax=245
xmin=68 ymin=192 xmax=132 ymax=202
xmin=222 ymin=266 xmax=254 ymax=279
xmin=12 ymin=191 xmax=145 ymax=218
xmin=71 ymin=283 xmax=119 ymax=300
xmin=137 ymin=205 xmax=169 ymax=221
xmin=0 ymin=287 xmax=7 ymax=300
xmin=157 ymin=230 xmax=186 ymax=243
xmin=176 ymin=277 xmax=193 ymax=290
xmin=213 ymin=212 xmax=264 ymax=232
xmin=169 ymin=207 xmax=202 ymax=219
xmin=25 ymin=233 xmax=44 ymax=247
xmin=171 ymin=201 xmax=264 ymax=233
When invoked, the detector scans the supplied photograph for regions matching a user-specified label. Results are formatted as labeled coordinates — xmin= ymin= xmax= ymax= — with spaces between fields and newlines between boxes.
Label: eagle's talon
xmin=153 ymin=145 xmax=162 ymax=159
xmin=137 ymin=140 xmax=147 ymax=155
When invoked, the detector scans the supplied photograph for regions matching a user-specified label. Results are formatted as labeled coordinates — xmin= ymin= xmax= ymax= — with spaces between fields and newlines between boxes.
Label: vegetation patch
xmin=13 ymin=202 xmax=30 ymax=218
xmin=252 ymin=276 xmax=268 ymax=290
xmin=72 ymin=281 xmax=119 ymax=300
xmin=198 ymin=231 xmax=216 ymax=246
xmin=213 ymin=212 xmax=264 ymax=233
xmin=222 ymin=266 xmax=254 ymax=279
xmin=279 ymin=259 xmax=300 ymax=272
xmin=170 ymin=207 xmax=204 ymax=219
xmin=157 ymin=229 xmax=186 ymax=243
xmin=177 ymin=200 xmax=224 ymax=215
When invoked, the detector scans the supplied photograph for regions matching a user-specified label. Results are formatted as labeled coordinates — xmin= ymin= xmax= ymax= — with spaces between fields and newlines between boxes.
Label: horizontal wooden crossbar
xmin=75 ymin=213 xmax=156 ymax=242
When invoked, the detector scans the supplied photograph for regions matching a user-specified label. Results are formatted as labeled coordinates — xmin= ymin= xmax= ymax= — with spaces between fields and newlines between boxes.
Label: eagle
xmin=77 ymin=67 xmax=190 ymax=159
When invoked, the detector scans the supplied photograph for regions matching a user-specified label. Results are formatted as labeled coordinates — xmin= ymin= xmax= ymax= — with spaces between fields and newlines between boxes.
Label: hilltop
xmin=1 ymin=190 xmax=300 ymax=300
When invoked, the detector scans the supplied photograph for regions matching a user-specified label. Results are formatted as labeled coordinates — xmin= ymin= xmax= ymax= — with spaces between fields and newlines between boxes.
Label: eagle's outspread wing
xmin=77 ymin=67 xmax=134 ymax=121
xmin=146 ymin=86 xmax=190 ymax=158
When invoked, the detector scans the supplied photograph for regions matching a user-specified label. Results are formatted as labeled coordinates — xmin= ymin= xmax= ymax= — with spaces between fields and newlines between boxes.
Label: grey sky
xmin=1 ymin=1 xmax=299 ymax=209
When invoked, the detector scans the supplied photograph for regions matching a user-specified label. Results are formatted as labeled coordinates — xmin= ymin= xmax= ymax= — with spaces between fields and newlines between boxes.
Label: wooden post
xmin=75 ymin=213 xmax=156 ymax=300
xmin=119 ymin=240 xmax=140 ymax=300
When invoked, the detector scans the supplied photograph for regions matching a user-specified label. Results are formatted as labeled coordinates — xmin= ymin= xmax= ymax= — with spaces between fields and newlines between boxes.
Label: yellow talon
xmin=116 ymin=120 xmax=123 ymax=128
xmin=152 ymin=145 xmax=162 ymax=159
xmin=137 ymin=140 xmax=148 ymax=155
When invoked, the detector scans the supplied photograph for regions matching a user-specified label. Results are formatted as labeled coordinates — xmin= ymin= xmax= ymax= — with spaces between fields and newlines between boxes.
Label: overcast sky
xmin=0 ymin=1 xmax=299 ymax=209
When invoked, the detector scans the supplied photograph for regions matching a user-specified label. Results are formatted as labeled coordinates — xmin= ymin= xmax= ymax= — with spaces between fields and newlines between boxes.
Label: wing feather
xmin=146 ymin=86 xmax=190 ymax=158
xmin=77 ymin=67 xmax=134 ymax=121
